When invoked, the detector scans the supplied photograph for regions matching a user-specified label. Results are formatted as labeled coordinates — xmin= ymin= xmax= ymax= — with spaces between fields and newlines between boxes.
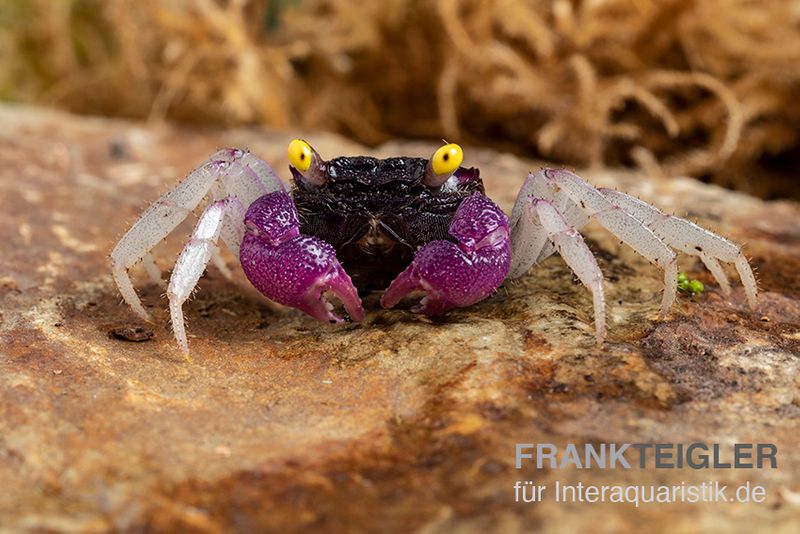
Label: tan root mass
xmin=2 ymin=0 xmax=799 ymax=197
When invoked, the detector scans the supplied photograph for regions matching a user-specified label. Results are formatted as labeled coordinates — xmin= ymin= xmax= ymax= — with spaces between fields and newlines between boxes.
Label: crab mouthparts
xmin=356 ymin=218 xmax=398 ymax=256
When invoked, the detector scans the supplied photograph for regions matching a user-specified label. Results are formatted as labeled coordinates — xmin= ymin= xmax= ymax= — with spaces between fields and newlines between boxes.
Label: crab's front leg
xmin=111 ymin=148 xmax=285 ymax=320
xmin=168 ymin=197 xmax=246 ymax=352
xmin=381 ymin=193 xmax=511 ymax=314
xmin=240 ymin=191 xmax=365 ymax=324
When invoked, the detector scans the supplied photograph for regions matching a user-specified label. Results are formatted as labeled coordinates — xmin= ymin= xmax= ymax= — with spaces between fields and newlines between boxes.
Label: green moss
xmin=678 ymin=272 xmax=705 ymax=295
xmin=687 ymin=280 xmax=705 ymax=294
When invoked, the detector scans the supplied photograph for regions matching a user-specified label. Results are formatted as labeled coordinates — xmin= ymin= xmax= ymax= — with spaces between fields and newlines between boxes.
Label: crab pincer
xmin=240 ymin=191 xmax=364 ymax=323
xmin=381 ymin=193 xmax=511 ymax=315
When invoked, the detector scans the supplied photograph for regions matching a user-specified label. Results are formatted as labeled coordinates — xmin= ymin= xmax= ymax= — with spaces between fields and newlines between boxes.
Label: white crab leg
xmin=530 ymin=196 xmax=589 ymax=267
xmin=168 ymin=197 xmax=246 ymax=353
xmin=210 ymin=152 xmax=285 ymax=256
xmin=509 ymin=206 xmax=549 ymax=279
xmin=598 ymin=188 xmax=757 ymax=308
xmin=111 ymin=149 xmax=284 ymax=320
xmin=532 ymin=199 xmax=606 ymax=344
xmin=217 ymin=151 xmax=285 ymax=205
xmin=510 ymin=171 xmax=552 ymax=278
xmin=210 ymin=183 xmax=244 ymax=257
xmin=211 ymin=249 xmax=233 ymax=280
xmin=539 ymin=169 xmax=678 ymax=316
xmin=510 ymin=168 xmax=556 ymax=225
xmin=699 ymin=254 xmax=732 ymax=295
xmin=510 ymin=171 xmax=589 ymax=278
xmin=141 ymin=253 xmax=164 ymax=285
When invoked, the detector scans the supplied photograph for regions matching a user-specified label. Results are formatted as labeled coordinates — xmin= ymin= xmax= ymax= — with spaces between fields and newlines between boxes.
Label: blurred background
xmin=1 ymin=0 xmax=799 ymax=199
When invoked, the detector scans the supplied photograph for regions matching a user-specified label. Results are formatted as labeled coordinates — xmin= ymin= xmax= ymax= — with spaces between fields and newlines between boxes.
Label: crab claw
xmin=381 ymin=193 xmax=511 ymax=315
xmin=295 ymin=257 xmax=365 ymax=323
xmin=240 ymin=191 xmax=364 ymax=323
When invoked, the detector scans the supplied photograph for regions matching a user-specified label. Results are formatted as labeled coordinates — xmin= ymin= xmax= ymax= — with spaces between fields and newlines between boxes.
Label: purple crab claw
xmin=381 ymin=193 xmax=511 ymax=315
xmin=240 ymin=191 xmax=364 ymax=323
xmin=295 ymin=259 xmax=365 ymax=324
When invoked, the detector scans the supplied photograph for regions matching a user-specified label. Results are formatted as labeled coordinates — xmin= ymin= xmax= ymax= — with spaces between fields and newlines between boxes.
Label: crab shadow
xmin=96 ymin=268 xmax=495 ymax=355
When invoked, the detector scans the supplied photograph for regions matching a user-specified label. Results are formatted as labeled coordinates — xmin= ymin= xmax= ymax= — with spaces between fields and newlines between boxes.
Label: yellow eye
xmin=431 ymin=143 xmax=463 ymax=176
xmin=288 ymin=139 xmax=313 ymax=172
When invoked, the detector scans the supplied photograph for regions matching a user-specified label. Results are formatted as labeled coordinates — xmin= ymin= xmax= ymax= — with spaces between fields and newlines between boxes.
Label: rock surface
xmin=0 ymin=105 xmax=798 ymax=532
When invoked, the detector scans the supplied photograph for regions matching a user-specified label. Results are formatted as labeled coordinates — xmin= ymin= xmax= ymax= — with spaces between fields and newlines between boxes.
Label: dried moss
xmin=2 ymin=0 xmax=799 ymax=198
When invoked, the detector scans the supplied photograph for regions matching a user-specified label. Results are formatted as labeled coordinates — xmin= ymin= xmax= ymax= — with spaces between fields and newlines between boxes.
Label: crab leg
xmin=509 ymin=204 xmax=549 ymax=279
xmin=111 ymin=148 xmax=284 ymax=320
xmin=141 ymin=253 xmax=164 ymax=285
xmin=532 ymin=199 xmax=606 ymax=344
xmin=509 ymin=172 xmax=588 ymax=278
xmin=536 ymin=169 xmax=678 ymax=316
xmin=698 ymin=254 xmax=732 ymax=295
xmin=537 ymin=199 xmax=589 ymax=264
xmin=210 ymin=249 xmax=234 ymax=280
xmin=509 ymin=172 xmax=553 ymax=278
xmin=598 ymin=188 xmax=757 ymax=308
xmin=168 ymin=197 xmax=246 ymax=352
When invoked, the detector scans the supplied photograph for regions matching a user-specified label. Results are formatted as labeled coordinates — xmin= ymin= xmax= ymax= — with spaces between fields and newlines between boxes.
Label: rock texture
xmin=0 ymin=105 xmax=798 ymax=532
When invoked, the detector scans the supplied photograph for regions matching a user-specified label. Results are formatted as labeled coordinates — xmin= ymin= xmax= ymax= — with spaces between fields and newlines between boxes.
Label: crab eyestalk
xmin=424 ymin=143 xmax=463 ymax=187
xmin=288 ymin=139 xmax=326 ymax=186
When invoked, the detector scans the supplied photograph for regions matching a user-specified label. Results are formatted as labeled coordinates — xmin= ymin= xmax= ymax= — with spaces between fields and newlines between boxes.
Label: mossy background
xmin=1 ymin=0 xmax=799 ymax=199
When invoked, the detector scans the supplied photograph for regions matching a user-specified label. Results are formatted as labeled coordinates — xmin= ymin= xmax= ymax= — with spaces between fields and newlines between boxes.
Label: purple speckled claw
xmin=381 ymin=193 xmax=511 ymax=314
xmin=240 ymin=191 xmax=364 ymax=323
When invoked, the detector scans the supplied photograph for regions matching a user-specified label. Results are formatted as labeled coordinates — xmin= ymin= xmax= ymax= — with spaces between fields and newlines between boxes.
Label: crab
xmin=111 ymin=140 xmax=758 ymax=352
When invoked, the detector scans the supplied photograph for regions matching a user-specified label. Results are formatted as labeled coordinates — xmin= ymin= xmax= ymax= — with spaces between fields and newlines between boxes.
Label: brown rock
xmin=0 ymin=105 xmax=798 ymax=531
